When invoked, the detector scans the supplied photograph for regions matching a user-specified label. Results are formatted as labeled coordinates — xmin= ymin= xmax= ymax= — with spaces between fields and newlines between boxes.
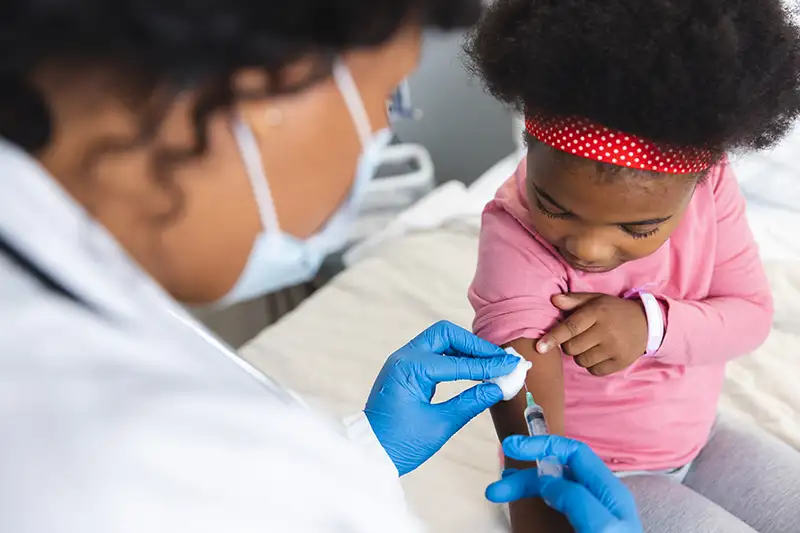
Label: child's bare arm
xmin=489 ymin=338 xmax=572 ymax=533
xmin=494 ymin=338 xmax=565 ymax=435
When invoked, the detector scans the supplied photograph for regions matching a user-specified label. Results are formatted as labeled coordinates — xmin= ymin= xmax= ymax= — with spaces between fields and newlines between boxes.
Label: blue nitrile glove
xmin=486 ymin=435 xmax=643 ymax=533
xmin=365 ymin=320 xmax=520 ymax=476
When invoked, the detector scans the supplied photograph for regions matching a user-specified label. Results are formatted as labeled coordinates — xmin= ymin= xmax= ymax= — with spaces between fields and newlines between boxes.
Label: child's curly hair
xmin=465 ymin=0 xmax=800 ymax=153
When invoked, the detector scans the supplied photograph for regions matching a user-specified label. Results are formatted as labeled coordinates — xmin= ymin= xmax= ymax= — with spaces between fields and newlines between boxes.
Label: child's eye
xmin=620 ymin=225 xmax=660 ymax=239
xmin=535 ymin=196 xmax=572 ymax=220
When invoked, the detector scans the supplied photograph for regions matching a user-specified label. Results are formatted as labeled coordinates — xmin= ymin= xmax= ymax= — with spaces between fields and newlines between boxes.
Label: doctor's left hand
xmin=365 ymin=321 xmax=519 ymax=476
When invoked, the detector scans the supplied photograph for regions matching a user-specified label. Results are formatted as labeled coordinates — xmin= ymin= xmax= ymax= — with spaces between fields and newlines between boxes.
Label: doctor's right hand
xmin=365 ymin=321 xmax=519 ymax=476
xmin=487 ymin=435 xmax=643 ymax=533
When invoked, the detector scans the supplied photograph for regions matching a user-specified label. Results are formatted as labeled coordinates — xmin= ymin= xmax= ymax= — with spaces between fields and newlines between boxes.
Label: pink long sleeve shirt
xmin=469 ymin=158 xmax=773 ymax=471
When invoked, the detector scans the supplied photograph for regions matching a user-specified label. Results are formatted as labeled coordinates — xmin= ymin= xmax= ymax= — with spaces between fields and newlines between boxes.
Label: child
xmin=465 ymin=1 xmax=800 ymax=532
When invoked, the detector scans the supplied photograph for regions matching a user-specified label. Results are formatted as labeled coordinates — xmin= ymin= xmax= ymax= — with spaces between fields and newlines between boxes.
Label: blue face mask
xmin=219 ymin=60 xmax=392 ymax=305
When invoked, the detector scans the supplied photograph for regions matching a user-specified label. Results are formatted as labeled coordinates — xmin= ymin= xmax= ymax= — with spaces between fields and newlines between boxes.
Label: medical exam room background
xmin=195 ymin=30 xmax=517 ymax=346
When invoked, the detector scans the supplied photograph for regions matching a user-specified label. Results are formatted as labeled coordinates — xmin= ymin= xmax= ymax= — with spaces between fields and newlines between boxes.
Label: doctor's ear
xmin=232 ymin=70 xmax=284 ymax=139
xmin=237 ymin=101 xmax=284 ymax=138
xmin=233 ymin=57 xmax=332 ymax=136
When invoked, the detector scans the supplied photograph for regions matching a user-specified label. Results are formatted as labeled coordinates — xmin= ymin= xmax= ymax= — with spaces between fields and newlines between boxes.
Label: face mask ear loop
xmin=232 ymin=118 xmax=281 ymax=233
xmin=332 ymin=58 xmax=373 ymax=148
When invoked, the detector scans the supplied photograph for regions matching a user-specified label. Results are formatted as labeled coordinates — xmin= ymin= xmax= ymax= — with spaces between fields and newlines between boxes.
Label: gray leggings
xmin=624 ymin=415 xmax=800 ymax=533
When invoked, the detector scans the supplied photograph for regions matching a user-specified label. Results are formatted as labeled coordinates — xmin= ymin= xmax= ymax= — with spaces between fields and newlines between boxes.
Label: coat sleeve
xmin=0 ymin=302 xmax=426 ymax=533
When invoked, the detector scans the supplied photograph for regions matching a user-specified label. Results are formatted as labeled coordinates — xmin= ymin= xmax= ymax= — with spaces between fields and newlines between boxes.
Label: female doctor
xmin=0 ymin=1 xmax=640 ymax=532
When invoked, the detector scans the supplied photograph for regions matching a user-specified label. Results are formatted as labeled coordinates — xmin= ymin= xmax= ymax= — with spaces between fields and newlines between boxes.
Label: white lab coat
xmin=0 ymin=139 xmax=425 ymax=533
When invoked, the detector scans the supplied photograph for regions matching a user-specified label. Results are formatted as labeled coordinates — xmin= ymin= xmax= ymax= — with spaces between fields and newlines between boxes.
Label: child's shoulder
xmin=685 ymin=157 xmax=740 ymax=217
xmin=481 ymin=158 xmax=532 ymax=236
xmin=484 ymin=157 xmax=533 ymax=227
xmin=478 ymin=161 xmax=567 ymax=280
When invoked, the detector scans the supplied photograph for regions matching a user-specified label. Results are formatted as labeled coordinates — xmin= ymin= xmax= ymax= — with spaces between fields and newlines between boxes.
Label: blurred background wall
xmin=393 ymin=30 xmax=516 ymax=185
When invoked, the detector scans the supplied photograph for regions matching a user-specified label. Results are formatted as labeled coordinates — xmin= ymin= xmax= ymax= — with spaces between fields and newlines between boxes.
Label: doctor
xmin=0 ymin=1 xmax=639 ymax=532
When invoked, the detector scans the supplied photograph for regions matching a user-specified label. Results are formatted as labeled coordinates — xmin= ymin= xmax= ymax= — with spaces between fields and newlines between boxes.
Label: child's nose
xmin=564 ymin=233 xmax=615 ymax=265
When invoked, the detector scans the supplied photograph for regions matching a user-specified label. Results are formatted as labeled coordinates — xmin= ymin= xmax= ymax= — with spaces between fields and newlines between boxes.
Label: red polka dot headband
xmin=525 ymin=113 xmax=715 ymax=174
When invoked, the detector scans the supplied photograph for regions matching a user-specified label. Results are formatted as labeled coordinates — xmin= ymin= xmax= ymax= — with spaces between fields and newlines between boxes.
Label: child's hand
xmin=537 ymin=293 xmax=648 ymax=377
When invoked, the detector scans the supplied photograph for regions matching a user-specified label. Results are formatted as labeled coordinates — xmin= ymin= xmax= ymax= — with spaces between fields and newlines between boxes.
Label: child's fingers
xmin=573 ymin=346 xmax=610 ymax=369
xmin=561 ymin=328 xmax=602 ymax=356
xmin=538 ymin=308 xmax=597 ymax=354
xmin=586 ymin=359 xmax=623 ymax=377
xmin=551 ymin=292 xmax=603 ymax=311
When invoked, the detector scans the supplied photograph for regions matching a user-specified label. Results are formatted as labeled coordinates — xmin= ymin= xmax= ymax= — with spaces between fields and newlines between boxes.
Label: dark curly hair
xmin=465 ymin=0 xmax=800 ymax=155
xmin=0 ymin=0 xmax=481 ymax=154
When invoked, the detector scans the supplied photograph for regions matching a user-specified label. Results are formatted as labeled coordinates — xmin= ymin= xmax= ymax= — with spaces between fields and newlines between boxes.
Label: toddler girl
xmin=465 ymin=1 xmax=800 ymax=532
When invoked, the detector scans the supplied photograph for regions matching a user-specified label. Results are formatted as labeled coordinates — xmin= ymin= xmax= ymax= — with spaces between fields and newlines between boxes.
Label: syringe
xmin=523 ymin=391 xmax=564 ymax=478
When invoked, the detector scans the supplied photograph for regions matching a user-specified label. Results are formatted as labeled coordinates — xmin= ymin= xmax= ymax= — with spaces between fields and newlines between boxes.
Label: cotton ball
xmin=485 ymin=347 xmax=532 ymax=401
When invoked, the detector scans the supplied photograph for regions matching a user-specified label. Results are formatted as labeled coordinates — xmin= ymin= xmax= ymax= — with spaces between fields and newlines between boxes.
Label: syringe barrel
xmin=524 ymin=405 xmax=549 ymax=437
xmin=524 ymin=403 xmax=564 ymax=478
